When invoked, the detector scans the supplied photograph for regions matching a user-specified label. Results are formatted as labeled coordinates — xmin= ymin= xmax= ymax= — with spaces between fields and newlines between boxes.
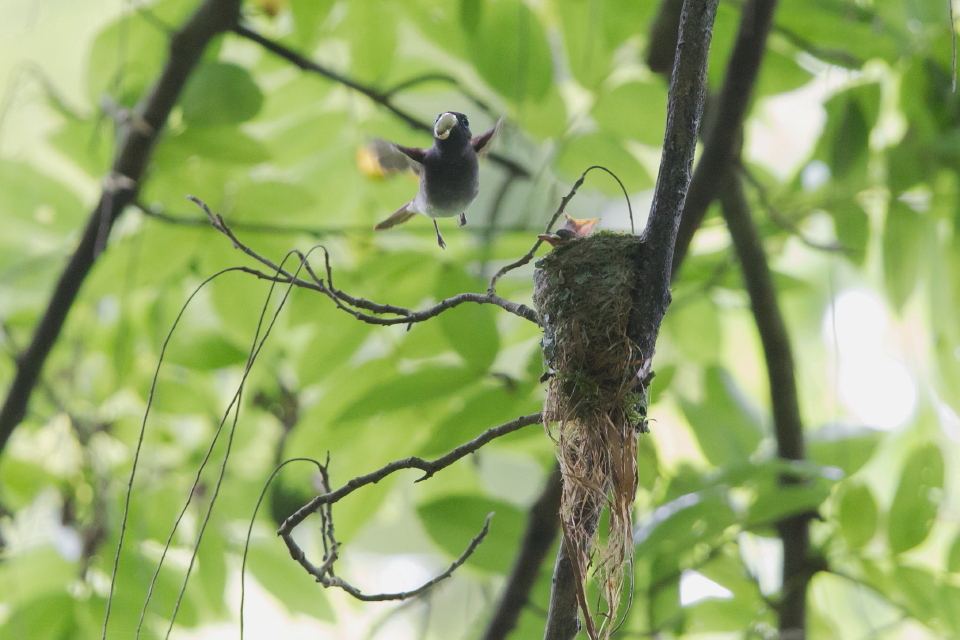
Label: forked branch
xmin=274 ymin=413 xmax=541 ymax=599
xmin=189 ymin=197 xmax=540 ymax=325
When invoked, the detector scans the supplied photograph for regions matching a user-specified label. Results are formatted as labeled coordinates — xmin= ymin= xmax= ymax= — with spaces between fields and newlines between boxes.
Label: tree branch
xmin=668 ymin=0 xmax=780 ymax=277
xmin=278 ymin=413 xmax=542 ymax=536
xmin=231 ymin=23 xmax=529 ymax=179
xmin=719 ymin=173 xmax=811 ymax=635
xmin=190 ymin=197 xmax=541 ymax=325
xmin=0 ymin=0 xmax=242 ymax=457
xmin=481 ymin=464 xmax=562 ymax=640
xmin=276 ymin=413 xmax=542 ymax=595
xmin=636 ymin=0 xmax=718 ymax=362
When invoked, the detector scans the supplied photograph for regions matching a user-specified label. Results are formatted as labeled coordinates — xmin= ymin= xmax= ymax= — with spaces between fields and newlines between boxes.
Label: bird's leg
xmin=458 ymin=212 xmax=467 ymax=227
xmin=433 ymin=219 xmax=447 ymax=249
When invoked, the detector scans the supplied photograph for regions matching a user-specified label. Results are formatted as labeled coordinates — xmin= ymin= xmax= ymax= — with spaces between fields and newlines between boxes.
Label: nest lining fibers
xmin=533 ymin=231 xmax=647 ymax=637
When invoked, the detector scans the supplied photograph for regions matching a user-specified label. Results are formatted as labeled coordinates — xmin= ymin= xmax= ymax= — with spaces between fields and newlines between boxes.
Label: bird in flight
xmin=365 ymin=112 xmax=501 ymax=249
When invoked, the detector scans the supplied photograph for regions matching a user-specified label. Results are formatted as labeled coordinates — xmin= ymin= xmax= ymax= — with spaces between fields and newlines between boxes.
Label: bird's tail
xmin=373 ymin=203 xmax=418 ymax=230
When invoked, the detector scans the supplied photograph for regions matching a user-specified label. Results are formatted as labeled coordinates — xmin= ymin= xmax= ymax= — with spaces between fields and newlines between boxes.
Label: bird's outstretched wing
xmin=470 ymin=116 xmax=504 ymax=157
xmin=358 ymin=139 xmax=426 ymax=178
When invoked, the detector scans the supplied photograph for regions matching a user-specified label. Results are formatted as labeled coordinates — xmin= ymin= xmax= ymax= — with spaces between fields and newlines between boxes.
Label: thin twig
xmin=487 ymin=165 xmax=632 ymax=296
xmin=736 ymin=168 xmax=845 ymax=253
xmin=189 ymin=196 xmax=540 ymax=325
xmin=294 ymin=514 xmax=493 ymax=602
xmin=278 ymin=413 xmax=542 ymax=535
xmin=276 ymin=413 xmax=541 ymax=595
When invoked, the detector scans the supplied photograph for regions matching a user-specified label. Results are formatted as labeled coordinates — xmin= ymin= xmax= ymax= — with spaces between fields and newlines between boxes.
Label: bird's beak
xmin=434 ymin=112 xmax=458 ymax=140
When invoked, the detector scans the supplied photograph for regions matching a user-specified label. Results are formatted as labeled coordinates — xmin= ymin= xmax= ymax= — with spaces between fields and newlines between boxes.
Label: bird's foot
xmin=458 ymin=212 xmax=467 ymax=227
xmin=434 ymin=220 xmax=447 ymax=249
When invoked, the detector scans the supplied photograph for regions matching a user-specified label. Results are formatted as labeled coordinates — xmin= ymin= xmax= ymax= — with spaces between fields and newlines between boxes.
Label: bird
xmin=367 ymin=112 xmax=500 ymax=249
xmin=537 ymin=213 xmax=601 ymax=246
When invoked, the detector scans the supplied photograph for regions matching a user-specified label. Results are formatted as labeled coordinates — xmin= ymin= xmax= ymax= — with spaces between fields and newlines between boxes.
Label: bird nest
xmin=533 ymin=231 xmax=647 ymax=637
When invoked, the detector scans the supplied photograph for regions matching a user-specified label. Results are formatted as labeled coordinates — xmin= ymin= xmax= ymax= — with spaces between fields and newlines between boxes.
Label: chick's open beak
xmin=434 ymin=112 xmax=458 ymax=140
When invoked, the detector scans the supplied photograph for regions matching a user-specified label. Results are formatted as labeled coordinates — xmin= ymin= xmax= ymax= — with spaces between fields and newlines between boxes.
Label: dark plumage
xmin=371 ymin=112 xmax=500 ymax=249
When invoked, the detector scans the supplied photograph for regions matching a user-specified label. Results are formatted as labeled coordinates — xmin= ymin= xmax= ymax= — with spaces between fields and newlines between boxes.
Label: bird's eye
xmin=462 ymin=116 xmax=469 ymax=127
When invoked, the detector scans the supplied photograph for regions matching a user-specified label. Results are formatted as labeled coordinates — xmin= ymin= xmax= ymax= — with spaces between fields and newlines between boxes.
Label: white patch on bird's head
xmin=434 ymin=112 xmax=458 ymax=140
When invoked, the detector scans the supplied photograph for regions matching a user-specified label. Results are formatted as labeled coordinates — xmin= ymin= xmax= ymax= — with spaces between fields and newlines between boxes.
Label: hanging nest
xmin=533 ymin=231 xmax=649 ymax=638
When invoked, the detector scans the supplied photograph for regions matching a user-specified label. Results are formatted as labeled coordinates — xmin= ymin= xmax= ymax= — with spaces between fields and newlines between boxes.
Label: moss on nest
xmin=533 ymin=231 xmax=647 ymax=637
xmin=534 ymin=232 xmax=645 ymax=428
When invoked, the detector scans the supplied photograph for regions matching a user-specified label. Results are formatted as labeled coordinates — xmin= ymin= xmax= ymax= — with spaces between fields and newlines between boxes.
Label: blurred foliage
xmin=0 ymin=0 xmax=959 ymax=638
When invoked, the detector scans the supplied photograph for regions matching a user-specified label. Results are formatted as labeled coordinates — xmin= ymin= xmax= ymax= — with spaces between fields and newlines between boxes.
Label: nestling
xmin=537 ymin=213 xmax=602 ymax=246
xmin=367 ymin=112 xmax=500 ymax=249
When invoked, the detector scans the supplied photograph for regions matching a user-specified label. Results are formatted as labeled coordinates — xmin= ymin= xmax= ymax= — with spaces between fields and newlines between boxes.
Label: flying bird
xmin=537 ymin=213 xmax=602 ymax=246
xmin=367 ymin=112 xmax=500 ymax=249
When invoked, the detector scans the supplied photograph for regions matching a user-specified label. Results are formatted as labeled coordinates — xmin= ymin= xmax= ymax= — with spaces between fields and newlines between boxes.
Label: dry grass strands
xmin=533 ymin=232 xmax=648 ymax=638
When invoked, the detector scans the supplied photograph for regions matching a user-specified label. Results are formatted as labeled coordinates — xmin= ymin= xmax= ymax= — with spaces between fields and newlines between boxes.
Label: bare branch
xmin=279 ymin=412 xmax=542 ymax=535
xmin=288 ymin=513 xmax=493 ymax=602
xmin=275 ymin=413 xmax=541 ymax=598
xmin=190 ymin=196 xmax=541 ymax=325
xmin=231 ymin=23 xmax=529 ymax=179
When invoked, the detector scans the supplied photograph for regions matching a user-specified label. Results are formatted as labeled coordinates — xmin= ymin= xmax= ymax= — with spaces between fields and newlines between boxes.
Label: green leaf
xmin=169 ymin=126 xmax=272 ymax=164
xmin=557 ymin=0 xmax=614 ymax=89
xmin=888 ymin=443 xmax=944 ymax=554
xmin=687 ymin=597 xmax=763 ymax=632
xmin=417 ymin=495 xmax=525 ymax=573
xmin=664 ymin=295 xmax=722 ymax=364
xmin=777 ymin=3 xmax=902 ymax=66
xmin=680 ymin=367 xmax=764 ymax=467
xmin=228 ymin=180 xmax=316 ymax=222
xmin=0 ymin=593 xmax=76 ymax=640
xmin=827 ymin=199 xmax=869 ymax=265
xmin=883 ymin=198 xmax=927 ymax=311
xmin=465 ymin=0 xmax=552 ymax=104
xmin=746 ymin=480 xmax=832 ymax=527
xmin=289 ymin=0 xmax=335 ymax=47
xmin=0 ymin=160 xmax=83 ymax=233
xmin=815 ymin=83 xmax=881 ymax=181
xmin=947 ymin=531 xmax=960 ymax=573
xmin=892 ymin=565 xmax=940 ymax=624
xmin=338 ymin=0 xmax=398 ymax=80
xmin=755 ymin=45 xmax=813 ymax=97
xmin=434 ymin=264 xmax=499 ymax=372
xmin=180 ymin=62 xmax=264 ymax=126
xmin=592 ymin=82 xmax=669 ymax=146
xmin=245 ymin=542 xmax=334 ymax=620
xmin=557 ymin=132 xmax=652 ymax=194
xmin=635 ymin=490 xmax=736 ymax=562
xmin=48 ymin=115 xmax=114 ymax=177
xmin=419 ymin=383 xmax=532 ymax=456
xmin=86 ymin=9 xmax=169 ymax=105
xmin=166 ymin=332 xmax=249 ymax=370
xmin=942 ymin=584 xmax=960 ymax=636
xmin=837 ymin=483 xmax=877 ymax=548
xmin=807 ymin=425 xmax=883 ymax=476
xmin=336 ymin=366 xmax=475 ymax=423
xmin=0 ymin=548 xmax=74 ymax=608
